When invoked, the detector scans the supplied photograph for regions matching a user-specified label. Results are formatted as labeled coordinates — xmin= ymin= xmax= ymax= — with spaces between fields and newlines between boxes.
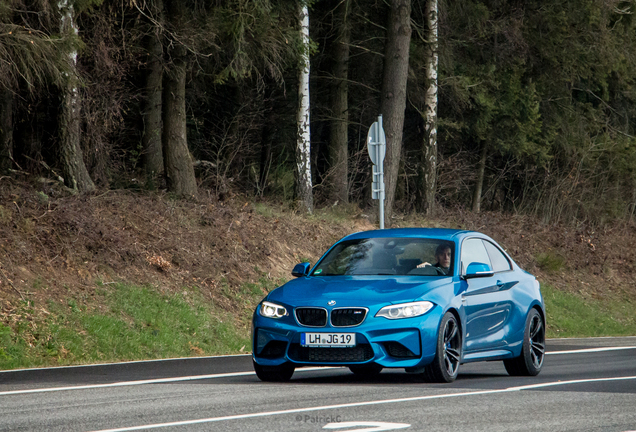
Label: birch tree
xmin=296 ymin=2 xmax=313 ymax=213
xmin=416 ymin=0 xmax=438 ymax=215
xmin=58 ymin=0 xmax=95 ymax=193
xmin=381 ymin=0 xmax=411 ymax=224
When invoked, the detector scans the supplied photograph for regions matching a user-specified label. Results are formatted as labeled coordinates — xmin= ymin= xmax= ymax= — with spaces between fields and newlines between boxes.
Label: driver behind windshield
xmin=417 ymin=244 xmax=452 ymax=275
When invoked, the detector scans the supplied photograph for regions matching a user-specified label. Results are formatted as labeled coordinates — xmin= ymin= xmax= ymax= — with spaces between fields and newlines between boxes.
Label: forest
xmin=1 ymin=0 xmax=636 ymax=226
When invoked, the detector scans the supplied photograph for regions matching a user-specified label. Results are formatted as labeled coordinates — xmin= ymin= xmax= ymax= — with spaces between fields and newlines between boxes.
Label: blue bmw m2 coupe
xmin=252 ymin=228 xmax=545 ymax=383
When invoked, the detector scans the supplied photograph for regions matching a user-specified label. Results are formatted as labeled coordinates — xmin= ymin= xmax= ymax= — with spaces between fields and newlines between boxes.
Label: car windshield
xmin=311 ymin=237 xmax=454 ymax=276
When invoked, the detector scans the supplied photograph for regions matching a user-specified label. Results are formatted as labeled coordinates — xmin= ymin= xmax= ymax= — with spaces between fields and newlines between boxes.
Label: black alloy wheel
xmin=504 ymin=308 xmax=545 ymax=376
xmin=423 ymin=312 xmax=462 ymax=383
xmin=253 ymin=360 xmax=295 ymax=382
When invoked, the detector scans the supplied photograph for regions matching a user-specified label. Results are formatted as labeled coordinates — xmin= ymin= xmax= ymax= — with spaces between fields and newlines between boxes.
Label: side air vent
xmin=258 ymin=341 xmax=288 ymax=359
xmin=384 ymin=341 xmax=418 ymax=358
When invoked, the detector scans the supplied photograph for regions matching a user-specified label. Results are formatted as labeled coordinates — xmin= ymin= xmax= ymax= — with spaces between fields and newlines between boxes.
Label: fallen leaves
xmin=146 ymin=255 xmax=172 ymax=271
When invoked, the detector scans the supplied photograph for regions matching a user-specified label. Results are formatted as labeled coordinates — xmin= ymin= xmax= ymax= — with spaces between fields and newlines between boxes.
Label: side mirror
xmin=292 ymin=262 xmax=311 ymax=278
xmin=463 ymin=262 xmax=494 ymax=280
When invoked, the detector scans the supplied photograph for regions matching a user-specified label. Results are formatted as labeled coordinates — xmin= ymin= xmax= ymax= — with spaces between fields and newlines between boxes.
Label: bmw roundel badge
xmin=327 ymin=300 xmax=336 ymax=306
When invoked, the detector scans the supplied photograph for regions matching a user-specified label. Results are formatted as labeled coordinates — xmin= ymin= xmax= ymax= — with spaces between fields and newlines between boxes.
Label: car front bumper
xmin=252 ymin=306 xmax=443 ymax=369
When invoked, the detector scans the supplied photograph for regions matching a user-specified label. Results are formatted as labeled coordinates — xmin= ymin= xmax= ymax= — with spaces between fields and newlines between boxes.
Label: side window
xmin=460 ymin=238 xmax=492 ymax=274
xmin=484 ymin=241 xmax=512 ymax=272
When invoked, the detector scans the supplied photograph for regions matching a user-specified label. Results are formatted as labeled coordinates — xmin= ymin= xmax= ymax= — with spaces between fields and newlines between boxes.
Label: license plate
xmin=301 ymin=333 xmax=356 ymax=347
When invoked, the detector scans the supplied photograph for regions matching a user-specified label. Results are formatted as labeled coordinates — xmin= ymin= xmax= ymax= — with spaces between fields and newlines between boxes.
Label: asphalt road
xmin=1 ymin=337 xmax=635 ymax=432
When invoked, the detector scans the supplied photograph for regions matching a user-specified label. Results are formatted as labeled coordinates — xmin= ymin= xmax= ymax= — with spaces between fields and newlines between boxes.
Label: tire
xmin=423 ymin=312 xmax=462 ymax=383
xmin=349 ymin=363 xmax=383 ymax=376
xmin=504 ymin=308 xmax=545 ymax=376
xmin=253 ymin=360 xmax=295 ymax=382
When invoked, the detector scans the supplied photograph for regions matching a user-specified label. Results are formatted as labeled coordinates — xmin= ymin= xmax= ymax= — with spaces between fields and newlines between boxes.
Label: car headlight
xmin=259 ymin=301 xmax=288 ymax=319
xmin=375 ymin=301 xmax=434 ymax=319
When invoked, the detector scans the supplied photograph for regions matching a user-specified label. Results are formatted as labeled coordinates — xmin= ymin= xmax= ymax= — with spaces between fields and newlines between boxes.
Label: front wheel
xmin=423 ymin=312 xmax=462 ymax=383
xmin=253 ymin=360 xmax=295 ymax=382
xmin=504 ymin=308 xmax=545 ymax=376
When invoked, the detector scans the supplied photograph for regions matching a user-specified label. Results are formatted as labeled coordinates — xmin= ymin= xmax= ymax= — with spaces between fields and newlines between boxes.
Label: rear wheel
xmin=423 ymin=312 xmax=462 ymax=383
xmin=253 ymin=360 xmax=295 ymax=382
xmin=349 ymin=364 xmax=383 ymax=376
xmin=504 ymin=308 xmax=545 ymax=376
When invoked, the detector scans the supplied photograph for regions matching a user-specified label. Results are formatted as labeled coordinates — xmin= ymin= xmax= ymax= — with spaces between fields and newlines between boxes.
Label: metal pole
xmin=378 ymin=115 xmax=384 ymax=229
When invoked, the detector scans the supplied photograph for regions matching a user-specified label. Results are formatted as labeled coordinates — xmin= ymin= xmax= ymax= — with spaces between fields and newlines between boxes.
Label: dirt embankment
xmin=1 ymin=180 xmax=635 ymax=325
xmin=0 ymin=181 xmax=370 ymax=316
xmin=438 ymin=210 xmax=636 ymax=301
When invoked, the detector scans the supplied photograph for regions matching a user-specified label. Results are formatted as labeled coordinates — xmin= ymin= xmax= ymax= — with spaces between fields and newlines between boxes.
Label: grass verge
xmin=542 ymin=284 xmax=636 ymax=338
xmin=0 ymin=283 xmax=258 ymax=370
xmin=2 ymin=280 xmax=634 ymax=370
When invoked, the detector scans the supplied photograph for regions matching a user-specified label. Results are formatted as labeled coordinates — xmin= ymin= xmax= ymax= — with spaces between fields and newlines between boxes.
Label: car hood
xmin=267 ymin=276 xmax=453 ymax=307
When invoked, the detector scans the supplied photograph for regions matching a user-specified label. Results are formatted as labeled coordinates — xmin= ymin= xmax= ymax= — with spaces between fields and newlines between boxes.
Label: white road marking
xmin=0 ymin=353 xmax=252 ymax=375
xmin=323 ymin=422 xmax=411 ymax=431
xmin=88 ymin=376 xmax=636 ymax=432
xmin=1 ymin=346 xmax=634 ymax=396
xmin=546 ymin=346 xmax=636 ymax=355
xmin=0 ymin=367 xmax=338 ymax=396
xmin=547 ymin=336 xmax=636 ymax=340
xmin=509 ymin=376 xmax=636 ymax=391
xmin=0 ymin=372 xmax=251 ymax=396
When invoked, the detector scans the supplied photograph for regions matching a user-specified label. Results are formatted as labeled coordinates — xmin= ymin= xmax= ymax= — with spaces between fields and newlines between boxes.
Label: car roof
xmin=341 ymin=227 xmax=480 ymax=242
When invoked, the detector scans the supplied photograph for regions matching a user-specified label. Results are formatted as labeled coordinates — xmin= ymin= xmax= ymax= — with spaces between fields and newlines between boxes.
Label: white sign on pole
xmin=367 ymin=120 xmax=386 ymax=166
xmin=367 ymin=115 xmax=386 ymax=229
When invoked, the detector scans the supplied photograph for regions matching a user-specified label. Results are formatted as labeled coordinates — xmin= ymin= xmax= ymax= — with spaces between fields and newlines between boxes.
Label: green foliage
xmin=0 ymin=19 xmax=67 ymax=91
xmin=0 ymin=324 xmax=13 ymax=361
xmin=253 ymin=202 xmax=277 ymax=218
xmin=208 ymin=0 xmax=300 ymax=84
xmin=35 ymin=191 xmax=49 ymax=204
xmin=4 ymin=0 xmax=636 ymax=223
xmin=74 ymin=0 xmax=105 ymax=13
xmin=310 ymin=203 xmax=361 ymax=224
xmin=430 ymin=0 xmax=636 ymax=222
xmin=438 ymin=1 xmax=549 ymax=161
xmin=267 ymin=163 xmax=296 ymax=201
xmin=536 ymin=252 xmax=566 ymax=273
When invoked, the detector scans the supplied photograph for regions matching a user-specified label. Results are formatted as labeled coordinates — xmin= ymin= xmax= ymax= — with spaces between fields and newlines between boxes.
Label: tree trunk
xmin=142 ymin=0 xmax=164 ymax=187
xmin=296 ymin=3 xmax=313 ymax=213
xmin=328 ymin=0 xmax=350 ymax=205
xmin=161 ymin=0 xmax=197 ymax=197
xmin=417 ymin=0 xmax=438 ymax=216
xmin=258 ymin=90 xmax=274 ymax=196
xmin=58 ymin=0 xmax=95 ymax=193
xmin=380 ymin=0 xmax=411 ymax=226
xmin=0 ymin=88 xmax=12 ymax=174
xmin=472 ymin=141 xmax=488 ymax=213
xmin=162 ymin=52 xmax=197 ymax=196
